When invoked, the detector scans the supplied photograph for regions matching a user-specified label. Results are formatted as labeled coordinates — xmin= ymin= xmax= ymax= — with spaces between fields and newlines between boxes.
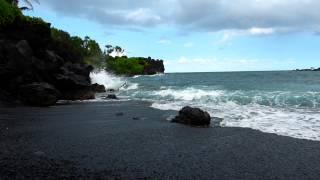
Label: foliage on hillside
xmin=106 ymin=56 xmax=147 ymax=75
xmin=0 ymin=0 xmax=164 ymax=75
xmin=0 ymin=0 xmax=22 ymax=26
xmin=51 ymin=28 xmax=104 ymax=66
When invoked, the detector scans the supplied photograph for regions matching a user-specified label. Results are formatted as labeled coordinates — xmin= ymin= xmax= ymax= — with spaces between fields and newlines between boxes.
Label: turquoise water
xmin=92 ymin=71 xmax=320 ymax=141
xmin=127 ymin=71 xmax=320 ymax=108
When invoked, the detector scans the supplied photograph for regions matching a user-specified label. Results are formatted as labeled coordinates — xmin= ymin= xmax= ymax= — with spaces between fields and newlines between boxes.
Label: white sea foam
xmin=123 ymin=83 xmax=139 ymax=90
xmin=132 ymin=73 xmax=164 ymax=79
xmin=132 ymin=75 xmax=142 ymax=79
xmin=151 ymin=99 xmax=320 ymax=141
xmin=90 ymin=71 xmax=125 ymax=89
xmin=151 ymin=88 xmax=225 ymax=101
xmin=90 ymin=70 xmax=139 ymax=91
xmin=91 ymin=71 xmax=320 ymax=141
xmin=146 ymin=86 xmax=320 ymax=141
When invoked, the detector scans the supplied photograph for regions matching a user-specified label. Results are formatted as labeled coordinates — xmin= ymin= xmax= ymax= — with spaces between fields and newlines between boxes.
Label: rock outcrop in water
xmin=295 ymin=67 xmax=320 ymax=71
xmin=143 ymin=57 xmax=165 ymax=75
xmin=172 ymin=106 xmax=211 ymax=126
xmin=0 ymin=18 xmax=104 ymax=106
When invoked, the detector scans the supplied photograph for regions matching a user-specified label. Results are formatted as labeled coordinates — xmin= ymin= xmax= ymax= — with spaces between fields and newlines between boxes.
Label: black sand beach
xmin=1 ymin=101 xmax=320 ymax=179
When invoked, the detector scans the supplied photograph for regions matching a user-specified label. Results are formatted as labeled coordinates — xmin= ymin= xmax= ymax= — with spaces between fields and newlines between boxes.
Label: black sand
xmin=1 ymin=101 xmax=320 ymax=179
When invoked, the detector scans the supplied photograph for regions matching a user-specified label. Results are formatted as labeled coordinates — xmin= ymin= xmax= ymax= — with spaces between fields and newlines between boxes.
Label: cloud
xmin=249 ymin=27 xmax=274 ymax=35
xmin=125 ymin=8 xmax=161 ymax=25
xmin=216 ymin=27 xmax=275 ymax=44
xmin=157 ymin=39 xmax=172 ymax=45
xmin=166 ymin=56 xmax=296 ymax=72
xmin=40 ymin=0 xmax=320 ymax=33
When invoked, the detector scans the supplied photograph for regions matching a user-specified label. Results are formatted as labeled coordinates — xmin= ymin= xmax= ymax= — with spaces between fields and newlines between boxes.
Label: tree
xmin=105 ymin=45 xmax=114 ymax=55
xmin=105 ymin=45 xmax=125 ymax=57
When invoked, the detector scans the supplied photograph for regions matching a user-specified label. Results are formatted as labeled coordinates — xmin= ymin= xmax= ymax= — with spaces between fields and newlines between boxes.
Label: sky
xmin=25 ymin=0 xmax=320 ymax=72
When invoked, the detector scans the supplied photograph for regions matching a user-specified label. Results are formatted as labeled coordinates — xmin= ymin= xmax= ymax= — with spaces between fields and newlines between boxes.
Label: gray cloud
xmin=40 ymin=0 xmax=320 ymax=33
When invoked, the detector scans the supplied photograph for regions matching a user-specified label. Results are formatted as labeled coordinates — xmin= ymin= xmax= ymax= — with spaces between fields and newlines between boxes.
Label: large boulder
xmin=0 ymin=17 xmax=100 ymax=106
xmin=91 ymin=83 xmax=106 ymax=93
xmin=172 ymin=106 xmax=211 ymax=126
xmin=61 ymin=88 xmax=95 ymax=100
xmin=16 ymin=40 xmax=33 ymax=57
xmin=2 ymin=18 xmax=52 ymax=53
xmin=54 ymin=63 xmax=92 ymax=89
xmin=20 ymin=82 xmax=60 ymax=106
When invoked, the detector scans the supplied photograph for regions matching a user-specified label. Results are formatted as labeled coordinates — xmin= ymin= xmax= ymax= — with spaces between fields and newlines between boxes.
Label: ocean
xmin=91 ymin=71 xmax=320 ymax=141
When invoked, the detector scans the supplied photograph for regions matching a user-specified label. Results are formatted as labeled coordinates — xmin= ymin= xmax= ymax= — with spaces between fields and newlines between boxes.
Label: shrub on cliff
xmin=106 ymin=56 xmax=146 ymax=75
xmin=0 ymin=0 xmax=22 ymax=27
xmin=51 ymin=28 xmax=104 ymax=66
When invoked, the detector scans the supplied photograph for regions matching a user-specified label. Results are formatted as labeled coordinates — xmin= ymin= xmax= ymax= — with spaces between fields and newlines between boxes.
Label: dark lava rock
xmin=91 ymin=83 xmax=106 ymax=93
xmin=16 ymin=40 xmax=33 ymax=57
xmin=0 ymin=18 xmax=99 ymax=106
xmin=172 ymin=106 xmax=211 ymax=126
xmin=116 ymin=112 xmax=124 ymax=116
xmin=107 ymin=94 xmax=118 ymax=99
xmin=20 ymin=82 xmax=60 ymax=106
xmin=143 ymin=57 xmax=165 ymax=75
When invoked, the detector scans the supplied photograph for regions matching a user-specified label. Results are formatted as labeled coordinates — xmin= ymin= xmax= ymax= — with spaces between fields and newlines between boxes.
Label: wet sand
xmin=1 ymin=101 xmax=320 ymax=179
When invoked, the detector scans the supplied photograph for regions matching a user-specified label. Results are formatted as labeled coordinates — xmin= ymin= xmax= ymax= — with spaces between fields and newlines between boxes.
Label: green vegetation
xmin=0 ymin=0 xmax=22 ymax=26
xmin=106 ymin=56 xmax=148 ymax=75
xmin=51 ymin=27 xmax=104 ymax=67
xmin=0 ymin=0 xmax=163 ymax=75
xmin=0 ymin=0 xmax=44 ymax=27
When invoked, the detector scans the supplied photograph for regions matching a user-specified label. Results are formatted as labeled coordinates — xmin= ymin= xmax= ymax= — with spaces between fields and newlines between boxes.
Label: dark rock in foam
xmin=172 ymin=106 xmax=211 ymax=126
xmin=91 ymin=83 xmax=106 ymax=93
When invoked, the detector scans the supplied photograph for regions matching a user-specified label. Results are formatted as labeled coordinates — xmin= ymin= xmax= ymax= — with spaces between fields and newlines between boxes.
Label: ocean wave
xmin=151 ymin=101 xmax=320 ymax=141
xmin=90 ymin=71 xmax=320 ymax=141
xmin=151 ymin=88 xmax=225 ymax=101
xmin=90 ymin=70 xmax=139 ymax=91
xmin=133 ymin=87 xmax=320 ymax=108
xmin=132 ymin=75 xmax=142 ymax=78
xmin=123 ymin=83 xmax=139 ymax=90
xmin=90 ymin=70 xmax=126 ymax=89
xmin=131 ymin=73 xmax=164 ymax=79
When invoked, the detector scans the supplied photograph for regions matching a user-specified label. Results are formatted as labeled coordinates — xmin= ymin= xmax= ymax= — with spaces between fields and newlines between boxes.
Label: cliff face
xmin=143 ymin=58 xmax=165 ymax=75
xmin=0 ymin=18 xmax=103 ymax=106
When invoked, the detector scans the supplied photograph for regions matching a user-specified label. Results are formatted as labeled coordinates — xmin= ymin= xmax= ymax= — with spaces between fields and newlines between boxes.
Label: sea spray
xmin=90 ymin=70 xmax=139 ymax=91
xmin=89 ymin=71 xmax=320 ymax=141
xmin=121 ymin=72 xmax=320 ymax=141
xmin=90 ymin=70 xmax=126 ymax=89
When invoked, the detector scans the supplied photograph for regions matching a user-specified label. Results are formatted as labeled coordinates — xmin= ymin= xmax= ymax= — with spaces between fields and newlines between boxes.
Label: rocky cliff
xmin=0 ymin=18 xmax=104 ymax=106
xmin=143 ymin=57 xmax=165 ymax=75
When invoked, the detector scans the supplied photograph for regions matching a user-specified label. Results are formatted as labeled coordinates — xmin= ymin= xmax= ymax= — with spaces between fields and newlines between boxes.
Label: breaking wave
xmin=129 ymin=86 xmax=320 ymax=141
xmin=90 ymin=71 xmax=320 ymax=141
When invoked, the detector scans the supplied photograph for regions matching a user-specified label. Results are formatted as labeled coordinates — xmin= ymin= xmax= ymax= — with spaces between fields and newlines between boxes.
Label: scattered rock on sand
xmin=116 ymin=112 xmax=124 ymax=116
xmin=34 ymin=151 xmax=46 ymax=157
xmin=172 ymin=106 xmax=211 ymax=126
xmin=107 ymin=94 xmax=118 ymax=99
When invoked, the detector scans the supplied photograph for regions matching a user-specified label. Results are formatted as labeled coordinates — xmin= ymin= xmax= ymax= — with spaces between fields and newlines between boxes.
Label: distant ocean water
xmin=91 ymin=71 xmax=320 ymax=141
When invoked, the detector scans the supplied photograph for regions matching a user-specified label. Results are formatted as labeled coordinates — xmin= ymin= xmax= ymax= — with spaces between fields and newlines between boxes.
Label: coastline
xmin=1 ymin=100 xmax=320 ymax=179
